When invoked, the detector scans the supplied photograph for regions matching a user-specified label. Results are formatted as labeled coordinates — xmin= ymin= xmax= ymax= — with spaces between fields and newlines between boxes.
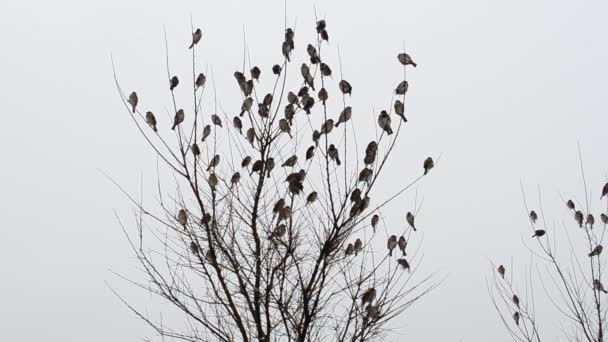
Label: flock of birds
xmin=497 ymin=182 xmax=608 ymax=326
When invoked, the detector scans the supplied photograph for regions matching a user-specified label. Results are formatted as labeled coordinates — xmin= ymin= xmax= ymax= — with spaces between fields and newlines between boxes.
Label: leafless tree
xmin=489 ymin=148 xmax=608 ymax=342
xmin=109 ymin=15 xmax=439 ymax=342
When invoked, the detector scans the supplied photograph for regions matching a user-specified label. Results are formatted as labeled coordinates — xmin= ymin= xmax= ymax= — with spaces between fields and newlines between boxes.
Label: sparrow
xmin=189 ymin=28 xmax=202 ymax=49
xmin=361 ymin=288 xmax=376 ymax=305
xmin=271 ymin=224 xmax=287 ymax=240
xmin=394 ymin=100 xmax=407 ymax=122
xmin=282 ymin=155 xmax=298 ymax=167
xmin=338 ymin=80 xmax=352 ymax=95
xmin=397 ymin=258 xmax=410 ymax=270
xmin=230 ymin=172 xmax=241 ymax=187
xmin=272 ymin=64 xmax=282 ymax=75
xmin=365 ymin=305 xmax=379 ymax=321
xmin=601 ymin=213 xmax=608 ymax=225
xmin=397 ymin=53 xmax=417 ymax=67
xmin=172 ymin=109 xmax=185 ymax=130
xmin=278 ymin=206 xmax=292 ymax=222
xmin=320 ymin=63 xmax=332 ymax=77
xmin=265 ymin=158 xmax=275 ymax=178
xmin=589 ymin=245 xmax=603 ymax=257
xmin=282 ymin=41 xmax=291 ymax=61
xmin=575 ymin=210 xmax=584 ymax=228
xmin=177 ymin=209 xmax=188 ymax=226
xmin=306 ymin=191 xmax=318 ymax=204
xmin=287 ymin=92 xmax=299 ymax=105
xmin=512 ymin=295 xmax=520 ymax=307
xmin=513 ymin=312 xmax=520 ymax=326
xmin=594 ymin=279 xmax=608 ymax=293
xmin=358 ymin=168 xmax=373 ymax=184
xmin=371 ymin=214 xmax=379 ymax=232
xmin=251 ymin=160 xmax=263 ymax=175
xmin=354 ymin=238 xmax=363 ymax=256
xmin=285 ymin=170 xmax=306 ymax=184
xmin=196 ymin=73 xmax=206 ymax=89
xmin=320 ymin=29 xmax=329 ymax=42
xmin=306 ymin=146 xmax=315 ymax=161
xmin=170 ymin=76 xmax=179 ymax=91
xmin=207 ymin=154 xmax=220 ymax=171
xmin=250 ymin=66 xmax=261 ymax=81
xmin=364 ymin=141 xmax=378 ymax=165
xmin=240 ymin=97 xmax=254 ymax=116
xmin=378 ymin=110 xmax=393 ymax=135
xmin=318 ymin=88 xmax=328 ymax=105
xmin=190 ymin=241 xmax=200 ymax=255
xmin=398 ymin=235 xmax=407 ymax=256
xmin=345 ymin=243 xmax=355 ymax=256
xmin=312 ymin=130 xmax=321 ymax=147
xmin=284 ymin=104 xmax=295 ymax=123
xmin=247 ymin=127 xmax=256 ymax=146
xmin=191 ymin=143 xmax=200 ymax=157
xmin=335 ymin=107 xmax=352 ymax=127
xmin=601 ymin=183 xmax=608 ymax=200
xmin=320 ymin=119 xmax=334 ymax=135
xmin=211 ymin=114 xmax=222 ymax=127
xmin=128 ymin=92 xmax=138 ymax=113
xmin=498 ymin=265 xmax=505 ymax=279
xmin=328 ymin=144 xmax=341 ymax=165
xmin=307 ymin=44 xmax=318 ymax=61
xmin=529 ymin=210 xmax=538 ymax=224
xmin=567 ymin=199 xmax=575 ymax=211
xmin=532 ymin=229 xmax=546 ymax=238
xmin=297 ymin=86 xmax=309 ymax=98
xmin=301 ymin=63 xmax=315 ymax=90
xmin=302 ymin=96 xmax=315 ymax=114
xmin=395 ymin=80 xmax=409 ymax=95
xmin=241 ymin=156 xmax=252 ymax=168
xmin=316 ymin=20 xmax=326 ymax=33
xmin=406 ymin=212 xmax=416 ymax=231
xmin=263 ymin=93 xmax=273 ymax=107
xmin=145 ymin=111 xmax=157 ymax=132
xmin=351 ymin=189 xmax=362 ymax=203
xmin=423 ymin=157 xmax=434 ymax=175
xmin=587 ymin=214 xmax=595 ymax=228
xmin=273 ymin=198 xmax=286 ymax=215
xmin=201 ymin=125 xmax=211 ymax=142
xmin=233 ymin=116 xmax=243 ymax=134
xmin=387 ymin=235 xmax=398 ymax=256
xmin=279 ymin=119 xmax=292 ymax=138
xmin=208 ymin=173 xmax=218 ymax=189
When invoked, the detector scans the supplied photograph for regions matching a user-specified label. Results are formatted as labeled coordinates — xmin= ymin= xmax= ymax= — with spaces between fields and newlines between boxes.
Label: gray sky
xmin=1 ymin=0 xmax=608 ymax=341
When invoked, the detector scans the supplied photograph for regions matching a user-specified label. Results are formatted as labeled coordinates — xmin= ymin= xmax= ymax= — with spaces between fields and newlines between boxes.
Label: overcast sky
xmin=1 ymin=0 xmax=608 ymax=341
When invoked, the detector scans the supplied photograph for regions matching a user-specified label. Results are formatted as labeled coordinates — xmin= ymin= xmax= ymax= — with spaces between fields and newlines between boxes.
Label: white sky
xmin=1 ymin=0 xmax=608 ymax=341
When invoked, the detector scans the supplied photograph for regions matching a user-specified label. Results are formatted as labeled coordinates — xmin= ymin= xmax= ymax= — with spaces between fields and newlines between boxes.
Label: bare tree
xmin=489 ymin=148 xmax=608 ymax=342
xmin=109 ymin=15 xmax=439 ymax=342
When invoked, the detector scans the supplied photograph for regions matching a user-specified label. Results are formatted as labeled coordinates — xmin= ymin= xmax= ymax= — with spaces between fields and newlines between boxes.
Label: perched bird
xmin=335 ymin=107 xmax=352 ymax=127
xmin=189 ymin=28 xmax=202 ymax=49
xmin=285 ymin=27 xmax=294 ymax=46
xmin=191 ymin=143 xmax=200 ymax=157
xmin=270 ymin=224 xmax=287 ymax=240
xmin=328 ymin=144 xmax=341 ymax=165
xmin=301 ymin=63 xmax=315 ymax=90
xmin=361 ymin=288 xmax=376 ymax=305
xmin=318 ymin=88 xmax=328 ymax=105
xmin=207 ymin=154 xmax=220 ymax=171
xmin=354 ymin=238 xmax=363 ymax=256
xmin=211 ymin=114 xmax=222 ymax=127
xmin=575 ymin=210 xmax=584 ymax=228
xmin=285 ymin=170 xmax=306 ymax=184
xmin=278 ymin=206 xmax=292 ymax=222
xmin=251 ymin=160 xmax=263 ymax=175
xmin=512 ymin=295 xmax=520 ymax=307
xmin=350 ymin=189 xmax=362 ymax=203
xmin=602 ymin=183 xmax=608 ymax=200
xmin=423 ymin=157 xmax=434 ymax=175
xmin=287 ymin=92 xmax=298 ymax=105
xmin=312 ymin=130 xmax=321 ymax=147
xmin=265 ymin=158 xmax=275 ymax=178
xmin=339 ymin=80 xmax=352 ymax=95
xmin=172 ymin=109 xmax=185 ymax=130
xmin=306 ymin=191 xmax=318 ymax=204
xmin=128 ymin=92 xmax=138 ymax=113
xmin=602 ymin=213 xmax=608 ymax=225
xmin=284 ymin=104 xmax=295 ymax=123
xmin=364 ymin=141 xmax=378 ymax=165
xmin=233 ymin=116 xmax=243 ymax=134
xmin=240 ymin=97 xmax=254 ymax=116
xmin=244 ymin=80 xmax=254 ymax=96
xmin=177 ymin=209 xmax=188 ymax=226
xmin=230 ymin=172 xmax=241 ymax=187
xmin=196 ymin=73 xmax=206 ymax=89
xmin=358 ymin=168 xmax=373 ymax=184
xmin=398 ymin=236 xmax=407 ymax=256
xmin=258 ymin=104 xmax=270 ymax=118
xmin=397 ymin=53 xmax=417 ymax=67
xmin=529 ymin=210 xmax=538 ymax=224
xmin=190 ymin=241 xmax=200 ymax=255
xmin=250 ymin=66 xmax=261 ymax=81
xmin=406 ymin=212 xmax=417 ymax=231
xmin=208 ymin=173 xmax=218 ymax=189
xmin=532 ymin=229 xmax=546 ymax=238
xmin=387 ymin=235 xmax=398 ymax=256
xmin=170 ymin=76 xmax=179 ymax=91
xmin=263 ymin=93 xmax=273 ymax=107
xmin=397 ymin=258 xmax=410 ymax=271
xmin=594 ymin=279 xmax=608 ymax=294
xmin=282 ymin=41 xmax=291 ymax=61
xmin=320 ymin=119 xmax=334 ymax=135
xmin=589 ymin=245 xmax=603 ymax=257
xmin=298 ymin=86 xmax=309 ymax=98
xmin=498 ymin=265 xmax=505 ymax=279
xmin=365 ymin=305 xmax=379 ymax=322
xmin=306 ymin=146 xmax=315 ymax=161
xmin=145 ymin=111 xmax=157 ymax=132
xmin=201 ymin=125 xmax=211 ymax=142
xmin=567 ymin=199 xmax=575 ymax=211
xmin=273 ymin=198 xmax=286 ymax=215
xmin=307 ymin=44 xmax=318 ymax=61
xmin=279 ymin=119 xmax=292 ymax=138
xmin=378 ymin=110 xmax=393 ymax=135
xmin=316 ymin=20 xmax=326 ymax=33
xmin=282 ymin=155 xmax=298 ymax=167
xmin=345 ymin=243 xmax=355 ymax=256
xmin=587 ymin=214 xmax=595 ymax=228
xmin=302 ymin=96 xmax=315 ymax=114
xmin=395 ymin=80 xmax=409 ymax=95
xmin=394 ymin=100 xmax=407 ymax=122
xmin=513 ymin=312 xmax=520 ymax=326
xmin=234 ymin=71 xmax=246 ymax=85
xmin=272 ymin=64 xmax=282 ymax=75
xmin=320 ymin=29 xmax=329 ymax=42
xmin=241 ymin=156 xmax=252 ymax=168
xmin=247 ymin=127 xmax=256 ymax=146
xmin=371 ymin=214 xmax=379 ymax=232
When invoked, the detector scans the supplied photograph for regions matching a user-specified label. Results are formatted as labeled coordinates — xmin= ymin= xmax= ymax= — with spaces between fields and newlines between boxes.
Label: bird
xmin=265 ymin=158 xmax=275 ymax=178
xmin=201 ymin=125 xmax=211 ymax=142
xmin=387 ymin=235 xmax=398 ymax=256
xmin=270 ymin=224 xmax=287 ymax=240
xmin=196 ymin=73 xmax=206 ymax=89
xmin=378 ymin=110 xmax=393 ymax=135
xmin=365 ymin=305 xmax=379 ymax=323
xmin=587 ymin=214 xmax=595 ymax=228
xmin=306 ymin=146 xmax=315 ymax=161
xmin=258 ymin=104 xmax=269 ymax=118
xmin=230 ymin=172 xmax=241 ymax=187
xmin=395 ymin=81 xmax=409 ymax=95
xmin=279 ymin=119 xmax=292 ymax=138
xmin=241 ymin=156 xmax=252 ymax=168
xmin=328 ymin=144 xmax=341 ymax=165
xmin=297 ymin=86 xmax=309 ymax=97
xmin=282 ymin=155 xmax=298 ymax=167
xmin=282 ymin=41 xmax=291 ymax=61
xmin=211 ymin=114 xmax=222 ymax=127
xmin=306 ymin=191 xmax=318 ymax=204
xmin=251 ymin=160 xmax=263 ymax=175
xmin=285 ymin=27 xmax=294 ymax=46
xmin=250 ymin=66 xmax=261 ymax=81
xmin=532 ymin=229 xmax=546 ymax=238
xmin=191 ymin=143 xmax=200 ymax=157
xmin=172 ymin=109 xmax=185 ymax=130
xmin=320 ymin=63 xmax=332 ymax=77
xmin=339 ymin=80 xmax=352 ymax=95
xmin=287 ymin=92 xmax=298 ymax=105
xmin=284 ymin=104 xmax=295 ymax=123
xmin=361 ymin=288 xmax=376 ymax=305
xmin=406 ymin=212 xmax=417 ymax=231
xmin=302 ymin=96 xmax=315 ymax=114
xmin=397 ymin=258 xmax=410 ymax=271
xmin=529 ymin=210 xmax=538 ymax=224
xmin=263 ymin=93 xmax=273 ymax=107
xmin=320 ymin=119 xmax=334 ymax=135
xmin=285 ymin=170 xmax=306 ymax=184
xmin=318 ymin=88 xmax=328 ymax=105
xmin=602 ymin=213 xmax=608 ymax=225
xmin=128 ymin=92 xmax=138 ymax=113
xmin=301 ymin=64 xmax=315 ymax=90
xmin=240 ymin=97 xmax=254 ymax=116
xmin=513 ymin=312 xmax=520 ymax=326
xmin=394 ymin=100 xmax=407 ymax=122
xmin=247 ymin=127 xmax=256 ymax=146
xmin=423 ymin=157 xmax=434 ymax=175
xmin=351 ymin=189 xmax=362 ymax=203
xmin=345 ymin=243 xmax=355 ymax=256
xmin=312 ymin=130 xmax=321 ymax=147
xmin=207 ymin=154 xmax=220 ymax=171
xmin=190 ymin=241 xmax=200 ymax=255
xmin=354 ymin=238 xmax=363 ymax=256
xmin=145 ymin=111 xmax=157 ymax=132
xmin=397 ymin=53 xmax=417 ymax=67
xmin=602 ymin=183 xmax=608 ymax=200
xmin=498 ymin=265 xmax=505 ymax=279
xmin=189 ymin=28 xmax=202 ymax=49
xmin=398 ymin=236 xmax=407 ymax=256
xmin=594 ymin=279 xmax=608 ymax=294
xmin=364 ymin=141 xmax=378 ymax=165
xmin=371 ymin=214 xmax=379 ymax=233
xmin=234 ymin=71 xmax=246 ymax=85
xmin=512 ymin=295 xmax=520 ymax=307
xmin=208 ymin=173 xmax=218 ymax=189
xmin=170 ymin=76 xmax=179 ymax=91
xmin=589 ymin=245 xmax=603 ymax=257
xmin=307 ymin=44 xmax=318 ymax=60
xmin=272 ymin=64 xmax=282 ymax=75
xmin=233 ymin=116 xmax=243 ymax=134
xmin=316 ymin=20 xmax=326 ymax=33
xmin=575 ymin=210 xmax=584 ymax=228
xmin=358 ymin=168 xmax=373 ymax=184
xmin=567 ymin=199 xmax=575 ymax=211
xmin=278 ymin=206 xmax=292 ymax=222
xmin=320 ymin=29 xmax=329 ymax=41
xmin=335 ymin=107 xmax=352 ymax=127
xmin=273 ymin=199 xmax=286 ymax=215
xmin=177 ymin=209 xmax=188 ymax=226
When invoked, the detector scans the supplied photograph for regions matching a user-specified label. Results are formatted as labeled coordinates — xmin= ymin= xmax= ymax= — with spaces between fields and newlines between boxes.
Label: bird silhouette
xmin=320 ymin=29 xmax=329 ymax=42
xmin=397 ymin=53 xmax=417 ymax=67
xmin=320 ymin=119 xmax=334 ymax=135
xmin=364 ymin=141 xmax=378 ymax=165
xmin=394 ymin=100 xmax=407 ymax=122
xmin=395 ymin=81 xmax=409 ymax=95
xmin=251 ymin=160 xmax=263 ymax=175
xmin=208 ymin=173 xmax=218 ymax=189
xmin=196 ymin=73 xmax=206 ymax=89
xmin=306 ymin=191 xmax=318 ymax=204
xmin=513 ymin=312 xmax=520 ymax=326
xmin=335 ymin=107 xmax=352 ymax=127
xmin=312 ymin=130 xmax=321 ymax=147
xmin=532 ymin=229 xmax=546 ymax=238
xmin=282 ymin=155 xmax=298 ymax=167
xmin=320 ymin=63 xmax=332 ymax=77
xmin=328 ymin=144 xmax=341 ymax=165
xmin=529 ymin=210 xmax=538 ymax=223
xmin=301 ymin=64 xmax=315 ymax=90
xmin=345 ymin=243 xmax=355 ymax=256
xmin=265 ymin=158 xmax=275 ymax=178
xmin=587 ymin=214 xmax=595 ymax=228
xmin=230 ymin=172 xmax=241 ymax=187
xmin=233 ymin=116 xmax=243 ymax=134
xmin=172 ymin=109 xmax=185 ymax=130
xmin=358 ymin=168 xmax=373 ymax=184
xmin=339 ymin=80 xmax=352 ymax=95
xmin=602 ymin=183 xmax=608 ymax=200
xmin=397 ymin=258 xmax=410 ymax=271
xmin=246 ymin=127 xmax=256 ymax=146
xmin=406 ymin=212 xmax=416 ymax=231
xmin=170 ymin=76 xmax=179 ymax=91
xmin=279 ymin=119 xmax=292 ymax=138
xmin=128 ymin=92 xmax=138 ymax=113
xmin=211 ymin=114 xmax=222 ymax=127
xmin=145 ymin=111 xmax=157 ymax=132
xmin=191 ymin=143 xmax=200 ymax=157
xmin=306 ymin=146 xmax=315 ymax=161
xmin=250 ymin=66 xmax=261 ymax=81
xmin=318 ymin=88 xmax=328 ymax=105
xmin=567 ymin=199 xmax=575 ymax=211
xmin=361 ymin=288 xmax=376 ymax=305
xmin=354 ymin=238 xmax=363 ymax=256
xmin=423 ymin=157 xmax=434 ymax=175
xmin=316 ymin=20 xmax=326 ymax=33
xmin=189 ymin=28 xmax=202 ymax=49
xmin=512 ymin=295 xmax=520 ymax=307
xmin=498 ymin=265 xmax=505 ymax=279
xmin=272 ymin=64 xmax=282 ymax=75
xmin=282 ymin=41 xmax=291 ymax=61
xmin=575 ymin=210 xmax=584 ymax=228
xmin=302 ymin=96 xmax=315 ymax=114
xmin=240 ymin=97 xmax=253 ymax=116
xmin=207 ymin=155 xmax=220 ymax=171
xmin=241 ymin=156 xmax=252 ymax=168
xmin=177 ymin=209 xmax=188 ymax=226
xmin=594 ymin=279 xmax=608 ymax=293
xmin=601 ymin=213 xmax=608 ymax=225
xmin=201 ymin=125 xmax=211 ymax=142
xmin=371 ymin=214 xmax=379 ymax=232
xmin=387 ymin=235 xmax=398 ymax=256
xmin=378 ymin=110 xmax=393 ymax=135
xmin=398 ymin=236 xmax=407 ymax=256
xmin=589 ymin=245 xmax=603 ymax=257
